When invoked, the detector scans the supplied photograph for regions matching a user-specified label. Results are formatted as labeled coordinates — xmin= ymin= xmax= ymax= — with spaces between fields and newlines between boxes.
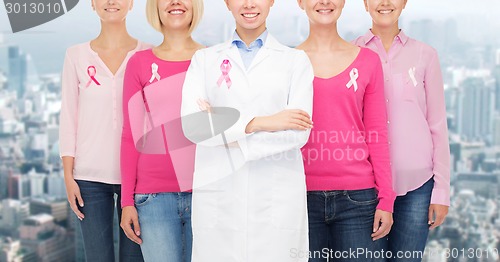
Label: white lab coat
xmin=181 ymin=34 xmax=314 ymax=262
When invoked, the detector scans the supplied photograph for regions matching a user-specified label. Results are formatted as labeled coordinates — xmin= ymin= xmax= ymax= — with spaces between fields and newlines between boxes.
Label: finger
xmin=372 ymin=214 xmax=381 ymax=233
xmin=290 ymin=120 xmax=311 ymax=130
xmin=292 ymin=114 xmax=313 ymax=126
xmin=121 ymin=221 xmax=142 ymax=244
xmin=76 ymin=192 xmax=84 ymax=208
xmin=373 ymin=228 xmax=391 ymax=241
xmin=293 ymin=109 xmax=311 ymax=119
xmin=428 ymin=207 xmax=435 ymax=226
xmin=374 ymin=219 xmax=392 ymax=237
xmin=69 ymin=200 xmax=84 ymax=220
xmin=132 ymin=218 xmax=141 ymax=237
xmin=197 ymin=99 xmax=205 ymax=111
xmin=430 ymin=215 xmax=446 ymax=230
xmin=197 ymin=99 xmax=210 ymax=112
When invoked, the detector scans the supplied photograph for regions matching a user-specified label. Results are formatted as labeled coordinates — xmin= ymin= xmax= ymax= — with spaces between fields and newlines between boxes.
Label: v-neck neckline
xmin=87 ymin=41 xmax=140 ymax=78
xmin=314 ymin=48 xmax=364 ymax=81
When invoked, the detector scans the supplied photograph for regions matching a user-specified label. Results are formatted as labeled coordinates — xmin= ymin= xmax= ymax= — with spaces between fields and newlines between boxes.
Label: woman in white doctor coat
xmin=181 ymin=0 xmax=314 ymax=261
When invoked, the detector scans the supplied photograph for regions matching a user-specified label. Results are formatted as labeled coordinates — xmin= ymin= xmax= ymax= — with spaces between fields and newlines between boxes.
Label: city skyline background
xmin=1 ymin=0 xmax=500 ymax=73
xmin=1 ymin=0 xmax=500 ymax=261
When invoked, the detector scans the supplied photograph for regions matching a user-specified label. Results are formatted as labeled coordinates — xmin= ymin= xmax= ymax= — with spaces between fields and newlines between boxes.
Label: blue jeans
xmin=135 ymin=192 xmax=192 ymax=262
xmin=307 ymin=188 xmax=387 ymax=262
xmin=76 ymin=180 xmax=144 ymax=262
xmin=380 ymin=178 xmax=434 ymax=262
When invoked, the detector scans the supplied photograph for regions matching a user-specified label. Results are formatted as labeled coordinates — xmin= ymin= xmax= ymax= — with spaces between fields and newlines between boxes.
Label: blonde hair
xmin=146 ymin=0 xmax=203 ymax=34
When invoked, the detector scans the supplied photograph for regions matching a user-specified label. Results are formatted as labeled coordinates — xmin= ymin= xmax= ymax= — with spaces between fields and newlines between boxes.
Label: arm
xmin=181 ymin=50 xmax=255 ymax=147
xmin=59 ymin=50 xmax=84 ymax=220
xmin=364 ymin=54 xmax=396 ymax=240
xmin=425 ymin=50 xmax=451 ymax=207
xmin=364 ymin=56 xmax=396 ymax=213
xmin=120 ymin=55 xmax=144 ymax=243
xmin=120 ymin=55 xmax=142 ymax=208
xmin=238 ymin=51 xmax=314 ymax=161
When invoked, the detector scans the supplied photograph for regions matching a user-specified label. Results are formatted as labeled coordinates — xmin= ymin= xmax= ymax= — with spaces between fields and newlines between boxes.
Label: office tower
xmin=458 ymin=77 xmax=495 ymax=141
xmin=0 ymin=238 xmax=37 ymax=262
xmin=30 ymin=197 xmax=68 ymax=224
xmin=8 ymin=174 xmax=31 ymax=200
xmin=19 ymin=214 xmax=73 ymax=262
xmin=8 ymin=46 xmax=28 ymax=98
xmin=46 ymin=172 xmax=65 ymax=199
xmin=0 ymin=199 xmax=30 ymax=232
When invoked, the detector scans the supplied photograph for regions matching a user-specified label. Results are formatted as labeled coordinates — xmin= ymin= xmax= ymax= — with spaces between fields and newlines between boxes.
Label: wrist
xmin=246 ymin=117 xmax=261 ymax=133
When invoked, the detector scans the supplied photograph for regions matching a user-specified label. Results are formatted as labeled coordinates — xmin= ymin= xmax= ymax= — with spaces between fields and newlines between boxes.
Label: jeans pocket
xmin=134 ymin=194 xmax=153 ymax=207
xmin=345 ymin=188 xmax=378 ymax=205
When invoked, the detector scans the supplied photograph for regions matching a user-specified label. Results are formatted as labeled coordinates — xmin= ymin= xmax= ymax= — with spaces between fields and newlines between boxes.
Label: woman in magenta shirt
xmin=119 ymin=0 xmax=204 ymax=261
xmin=354 ymin=0 xmax=450 ymax=260
xmin=297 ymin=0 xmax=395 ymax=261
xmin=59 ymin=0 xmax=149 ymax=261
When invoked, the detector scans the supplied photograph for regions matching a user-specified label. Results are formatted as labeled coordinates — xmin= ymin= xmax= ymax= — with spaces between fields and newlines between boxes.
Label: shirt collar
xmin=363 ymin=29 xmax=409 ymax=46
xmin=232 ymin=29 xmax=268 ymax=49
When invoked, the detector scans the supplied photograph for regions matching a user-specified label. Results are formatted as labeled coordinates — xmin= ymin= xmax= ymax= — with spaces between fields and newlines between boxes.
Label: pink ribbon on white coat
xmin=346 ymin=68 xmax=359 ymax=92
xmin=217 ymin=59 xmax=232 ymax=89
xmin=86 ymin=66 xmax=101 ymax=88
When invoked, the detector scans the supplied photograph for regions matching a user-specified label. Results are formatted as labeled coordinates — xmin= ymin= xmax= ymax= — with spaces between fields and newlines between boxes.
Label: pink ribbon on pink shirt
xmin=217 ymin=59 xmax=232 ymax=89
xmin=86 ymin=66 xmax=101 ymax=88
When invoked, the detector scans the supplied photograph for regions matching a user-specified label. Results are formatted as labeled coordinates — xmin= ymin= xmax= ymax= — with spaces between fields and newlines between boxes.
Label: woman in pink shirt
xmin=297 ymin=0 xmax=395 ymax=261
xmin=119 ymin=0 xmax=203 ymax=261
xmin=354 ymin=0 xmax=450 ymax=260
xmin=59 ymin=0 xmax=150 ymax=261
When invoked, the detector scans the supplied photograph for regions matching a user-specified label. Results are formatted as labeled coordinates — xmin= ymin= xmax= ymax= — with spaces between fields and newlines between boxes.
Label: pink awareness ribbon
xmin=217 ymin=59 xmax=232 ymax=89
xmin=86 ymin=66 xmax=101 ymax=88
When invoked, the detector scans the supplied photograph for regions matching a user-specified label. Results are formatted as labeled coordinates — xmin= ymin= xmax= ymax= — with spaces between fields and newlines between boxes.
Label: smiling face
xmin=92 ymin=0 xmax=133 ymax=23
xmin=298 ymin=0 xmax=344 ymax=26
xmin=157 ymin=0 xmax=193 ymax=32
xmin=364 ymin=0 xmax=407 ymax=28
xmin=224 ymin=0 xmax=274 ymax=34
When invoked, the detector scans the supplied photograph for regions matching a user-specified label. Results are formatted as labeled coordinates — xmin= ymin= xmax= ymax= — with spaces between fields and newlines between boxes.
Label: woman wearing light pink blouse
xmin=59 ymin=0 xmax=150 ymax=261
xmin=354 ymin=0 xmax=451 ymax=260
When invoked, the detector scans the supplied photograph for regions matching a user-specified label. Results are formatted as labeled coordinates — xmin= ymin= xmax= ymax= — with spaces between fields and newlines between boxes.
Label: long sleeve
xmin=364 ymin=55 xmax=396 ymax=213
xmin=59 ymin=50 xmax=79 ymax=158
xmin=181 ymin=50 xmax=255 ymax=147
xmin=121 ymin=55 xmax=142 ymax=207
xmin=238 ymin=51 xmax=314 ymax=162
xmin=424 ymin=51 xmax=450 ymax=206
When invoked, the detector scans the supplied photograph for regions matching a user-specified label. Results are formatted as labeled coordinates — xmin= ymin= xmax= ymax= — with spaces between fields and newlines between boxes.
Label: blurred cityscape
xmin=1 ymin=10 xmax=500 ymax=262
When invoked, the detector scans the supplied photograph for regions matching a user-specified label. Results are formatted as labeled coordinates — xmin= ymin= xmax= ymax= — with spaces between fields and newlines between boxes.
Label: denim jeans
xmin=380 ymin=178 xmax=434 ymax=262
xmin=134 ymin=192 xmax=192 ymax=262
xmin=76 ymin=180 xmax=144 ymax=262
xmin=307 ymin=188 xmax=387 ymax=262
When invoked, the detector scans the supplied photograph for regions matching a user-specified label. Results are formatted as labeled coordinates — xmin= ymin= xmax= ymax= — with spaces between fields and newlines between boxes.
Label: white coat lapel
xmin=215 ymin=39 xmax=245 ymax=73
xmin=247 ymin=34 xmax=286 ymax=72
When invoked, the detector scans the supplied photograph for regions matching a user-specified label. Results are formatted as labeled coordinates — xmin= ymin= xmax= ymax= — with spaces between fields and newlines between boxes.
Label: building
xmin=0 ymin=237 xmax=37 ymax=262
xmin=7 ymin=46 xmax=28 ymax=99
xmin=458 ymin=77 xmax=495 ymax=141
xmin=30 ymin=196 xmax=68 ymax=224
xmin=19 ymin=214 xmax=73 ymax=262
xmin=27 ymin=168 xmax=45 ymax=198
xmin=8 ymin=174 xmax=31 ymax=200
xmin=46 ymin=172 xmax=65 ymax=199
xmin=0 ymin=199 xmax=30 ymax=233
xmin=455 ymin=173 xmax=498 ymax=200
